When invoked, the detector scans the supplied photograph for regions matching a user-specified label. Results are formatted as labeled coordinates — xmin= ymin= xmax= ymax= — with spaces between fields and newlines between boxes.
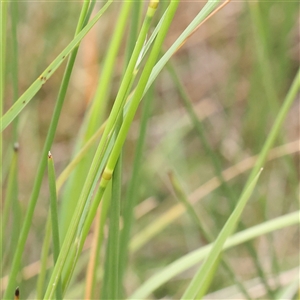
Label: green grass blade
xmin=0 ymin=146 xmax=18 ymax=264
xmin=1 ymin=1 xmax=113 ymax=131
xmin=168 ymin=171 xmax=251 ymax=300
xmin=119 ymin=86 xmax=153 ymax=291
xmin=102 ymin=115 xmax=122 ymax=300
xmin=124 ymin=2 xmax=143 ymax=65
xmin=196 ymin=255 xmax=222 ymax=299
xmin=248 ymin=1 xmax=279 ymax=108
xmin=47 ymin=152 xmax=62 ymax=300
xmin=181 ymin=169 xmax=263 ymax=299
xmin=129 ymin=210 xmax=300 ymax=299
xmin=61 ymin=184 xmax=110 ymax=294
xmin=0 ymin=0 xmax=7 ymax=110
xmin=102 ymin=155 xmax=122 ymax=299
xmin=244 ymin=67 xmax=300 ymax=188
xmin=10 ymin=1 xmax=19 ymax=140
xmin=36 ymin=216 xmax=52 ymax=299
xmin=248 ymin=2 xmax=297 ymax=284
xmin=7 ymin=151 xmax=20 ymax=274
xmin=85 ymin=1 xmax=132 ymax=138
xmin=0 ymin=0 xmax=8 ymax=193
xmin=7 ymin=4 xmax=21 ymax=266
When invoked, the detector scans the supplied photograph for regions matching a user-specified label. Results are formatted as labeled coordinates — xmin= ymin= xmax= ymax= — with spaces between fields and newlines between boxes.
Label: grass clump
xmin=1 ymin=1 xmax=299 ymax=299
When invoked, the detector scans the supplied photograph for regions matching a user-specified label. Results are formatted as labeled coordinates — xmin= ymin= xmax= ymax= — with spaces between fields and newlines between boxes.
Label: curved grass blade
xmin=1 ymin=0 xmax=113 ymax=132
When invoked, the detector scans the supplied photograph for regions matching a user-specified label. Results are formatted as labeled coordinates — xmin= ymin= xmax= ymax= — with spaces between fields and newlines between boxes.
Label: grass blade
xmin=84 ymin=184 xmax=111 ymax=299
xmin=102 ymin=155 xmax=122 ymax=299
xmin=0 ymin=0 xmax=8 ymax=195
xmin=168 ymin=171 xmax=251 ymax=300
xmin=181 ymin=169 xmax=263 ymax=299
xmin=36 ymin=216 xmax=52 ymax=299
xmin=244 ymin=68 xmax=300 ymax=188
xmin=85 ymin=1 xmax=132 ymax=138
xmin=119 ymin=86 xmax=154 ymax=292
xmin=0 ymin=145 xmax=18 ymax=267
xmin=47 ymin=152 xmax=62 ymax=300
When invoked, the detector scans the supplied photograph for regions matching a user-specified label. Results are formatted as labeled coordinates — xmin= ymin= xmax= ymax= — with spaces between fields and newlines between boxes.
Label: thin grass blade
xmin=47 ymin=151 xmax=62 ymax=300
xmin=181 ymin=169 xmax=263 ymax=299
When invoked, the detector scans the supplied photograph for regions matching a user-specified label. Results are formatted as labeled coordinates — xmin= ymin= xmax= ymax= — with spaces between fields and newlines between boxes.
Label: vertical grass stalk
xmin=83 ymin=182 xmax=111 ymax=299
xmin=10 ymin=1 xmax=19 ymax=141
xmin=0 ymin=0 xmax=8 ymax=205
xmin=119 ymin=86 xmax=153 ymax=291
xmin=102 ymin=152 xmax=122 ymax=299
xmin=181 ymin=169 xmax=263 ymax=299
xmin=168 ymin=171 xmax=251 ymax=300
xmin=47 ymin=152 xmax=62 ymax=300
xmin=244 ymin=67 xmax=300 ymax=187
xmin=36 ymin=217 xmax=52 ymax=299
xmin=85 ymin=1 xmax=133 ymax=138
xmin=1 ymin=145 xmax=18 ymax=264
